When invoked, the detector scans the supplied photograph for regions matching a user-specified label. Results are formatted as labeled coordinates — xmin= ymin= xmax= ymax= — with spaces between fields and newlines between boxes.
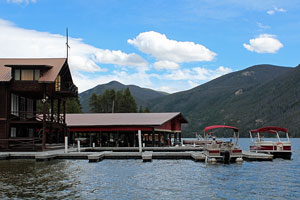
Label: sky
xmin=0 ymin=0 xmax=299 ymax=93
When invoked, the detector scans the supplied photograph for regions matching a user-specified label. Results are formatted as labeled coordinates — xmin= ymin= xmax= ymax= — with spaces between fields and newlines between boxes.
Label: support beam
xmin=133 ymin=131 xmax=136 ymax=147
xmin=158 ymin=132 xmax=161 ymax=147
xmin=63 ymin=100 xmax=66 ymax=124
xmin=64 ymin=136 xmax=68 ymax=153
xmin=57 ymin=99 xmax=61 ymax=123
xmin=42 ymin=87 xmax=47 ymax=151
xmin=50 ymin=98 xmax=54 ymax=122
xmin=152 ymin=129 xmax=155 ymax=147
xmin=138 ymin=130 xmax=142 ymax=153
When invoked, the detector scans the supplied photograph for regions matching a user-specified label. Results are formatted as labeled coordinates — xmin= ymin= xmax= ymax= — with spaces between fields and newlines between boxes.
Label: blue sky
xmin=0 ymin=0 xmax=299 ymax=93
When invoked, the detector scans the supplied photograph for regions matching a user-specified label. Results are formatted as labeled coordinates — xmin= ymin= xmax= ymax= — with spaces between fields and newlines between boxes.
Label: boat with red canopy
xmin=249 ymin=126 xmax=292 ymax=159
xmin=203 ymin=125 xmax=243 ymax=164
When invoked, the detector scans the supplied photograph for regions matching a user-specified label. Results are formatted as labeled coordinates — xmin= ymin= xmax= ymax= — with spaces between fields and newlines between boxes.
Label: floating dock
xmin=0 ymin=147 xmax=273 ymax=163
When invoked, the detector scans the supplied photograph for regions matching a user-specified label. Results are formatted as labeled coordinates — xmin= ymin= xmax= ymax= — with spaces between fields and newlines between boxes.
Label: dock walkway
xmin=0 ymin=147 xmax=273 ymax=163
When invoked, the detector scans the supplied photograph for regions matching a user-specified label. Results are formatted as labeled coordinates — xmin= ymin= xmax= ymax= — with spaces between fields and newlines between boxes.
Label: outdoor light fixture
xmin=42 ymin=96 xmax=48 ymax=103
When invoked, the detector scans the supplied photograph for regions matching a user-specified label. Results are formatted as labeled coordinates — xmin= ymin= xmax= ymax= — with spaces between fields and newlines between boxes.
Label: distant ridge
xmin=78 ymin=64 xmax=300 ymax=137
xmin=79 ymin=81 xmax=168 ymax=112
xmin=148 ymin=64 xmax=299 ymax=137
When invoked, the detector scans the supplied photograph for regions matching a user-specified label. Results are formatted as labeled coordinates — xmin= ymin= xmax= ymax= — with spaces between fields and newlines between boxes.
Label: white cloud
xmin=163 ymin=66 xmax=232 ymax=81
xmin=128 ymin=31 xmax=217 ymax=63
xmin=6 ymin=0 xmax=36 ymax=4
xmin=73 ymin=67 xmax=153 ymax=92
xmin=267 ymin=6 xmax=287 ymax=15
xmin=243 ymin=34 xmax=283 ymax=53
xmin=154 ymin=60 xmax=180 ymax=70
xmin=0 ymin=18 xmax=148 ymax=91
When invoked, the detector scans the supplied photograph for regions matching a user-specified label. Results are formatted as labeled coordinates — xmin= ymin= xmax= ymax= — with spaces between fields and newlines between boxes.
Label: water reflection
xmin=0 ymin=138 xmax=299 ymax=199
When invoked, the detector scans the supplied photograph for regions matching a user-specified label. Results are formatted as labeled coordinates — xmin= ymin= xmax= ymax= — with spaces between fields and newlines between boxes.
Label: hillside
xmin=148 ymin=64 xmax=297 ymax=137
xmin=79 ymin=81 xmax=168 ymax=112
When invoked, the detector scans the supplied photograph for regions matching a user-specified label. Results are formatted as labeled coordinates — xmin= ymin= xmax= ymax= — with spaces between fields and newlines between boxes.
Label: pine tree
xmin=88 ymin=88 xmax=138 ymax=113
xmin=89 ymin=93 xmax=99 ymax=112
xmin=66 ymin=97 xmax=82 ymax=113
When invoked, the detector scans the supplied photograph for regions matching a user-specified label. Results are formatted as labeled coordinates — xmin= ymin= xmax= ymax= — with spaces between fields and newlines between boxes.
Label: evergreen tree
xmin=89 ymin=93 xmax=99 ymax=112
xmin=139 ymin=106 xmax=143 ymax=113
xmin=66 ymin=97 xmax=82 ymax=113
xmin=88 ymin=88 xmax=138 ymax=113
xmin=144 ymin=107 xmax=150 ymax=113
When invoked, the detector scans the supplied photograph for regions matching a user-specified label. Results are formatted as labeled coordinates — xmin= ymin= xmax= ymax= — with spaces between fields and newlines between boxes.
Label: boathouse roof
xmin=66 ymin=113 xmax=188 ymax=127
xmin=0 ymin=58 xmax=67 ymax=82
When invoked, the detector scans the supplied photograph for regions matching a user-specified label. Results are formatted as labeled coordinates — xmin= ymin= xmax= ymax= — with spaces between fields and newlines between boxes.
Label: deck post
xmin=64 ymin=136 xmax=68 ymax=153
xmin=42 ymin=88 xmax=47 ymax=151
xmin=77 ymin=140 xmax=80 ymax=152
xmin=133 ymin=131 xmax=136 ymax=147
xmin=152 ymin=129 xmax=155 ymax=147
xmin=158 ymin=132 xmax=161 ymax=147
xmin=179 ymin=132 xmax=182 ymax=145
xmin=138 ymin=130 xmax=142 ymax=152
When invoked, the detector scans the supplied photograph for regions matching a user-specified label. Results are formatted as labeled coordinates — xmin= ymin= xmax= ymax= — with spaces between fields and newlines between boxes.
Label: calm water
xmin=0 ymin=138 xmax=300 ymax=200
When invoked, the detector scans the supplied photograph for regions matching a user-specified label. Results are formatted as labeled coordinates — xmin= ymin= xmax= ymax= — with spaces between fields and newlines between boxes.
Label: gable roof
xmin=66 ymin=113 xmax=188 ymax=127
xmin=0 ymin=58 xmax=67 ymax=82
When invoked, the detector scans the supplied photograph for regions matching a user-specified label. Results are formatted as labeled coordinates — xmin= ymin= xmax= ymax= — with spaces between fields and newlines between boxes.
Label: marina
xmin=0 ymin=138 xmax=299 ymax=200
xmin=0 ymin=146 xmax=274 ymax=163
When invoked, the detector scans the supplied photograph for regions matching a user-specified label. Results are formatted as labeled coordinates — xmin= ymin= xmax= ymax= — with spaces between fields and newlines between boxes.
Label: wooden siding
xmin=0 ymin=85 xmax=7 ymax=118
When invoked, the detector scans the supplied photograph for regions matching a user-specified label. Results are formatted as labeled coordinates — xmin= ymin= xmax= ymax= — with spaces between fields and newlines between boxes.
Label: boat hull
xmin=250 ymin=141 xmax=292 ymax=159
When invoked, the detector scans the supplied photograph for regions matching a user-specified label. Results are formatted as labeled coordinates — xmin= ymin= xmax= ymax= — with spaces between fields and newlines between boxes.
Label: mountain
xmin=148 ymin=64 xmax=299 ymax=137
xmin=79 ymin=81 xmax=168 ymax=112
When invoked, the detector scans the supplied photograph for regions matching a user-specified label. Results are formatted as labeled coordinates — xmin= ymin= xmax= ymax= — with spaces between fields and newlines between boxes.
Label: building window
xmin=14 ymin=69 xmax=40 ymax=81
xmin=11 ymin=127 xmax=17 ymax=137
xmin=34 ymin=69 xmax=40 ymax=80
xmin=11 ymin=94 xmax=19 ymax=116
xmin=21 ymin=70 xmax=34 ymax=80
xmin=14 ymin=69 xmax=20 ymax=80
xmin=55 ymin=75 xmax=61 ymax=91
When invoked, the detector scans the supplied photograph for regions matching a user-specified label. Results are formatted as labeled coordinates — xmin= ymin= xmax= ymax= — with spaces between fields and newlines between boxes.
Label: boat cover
xmin=250 ymin=126 xmax=288 ymax=134
xmin=204 ymin=125 xmax=238 ymax=133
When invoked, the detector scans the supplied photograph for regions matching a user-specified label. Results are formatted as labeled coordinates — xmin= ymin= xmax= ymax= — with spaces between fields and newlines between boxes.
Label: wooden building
xmin=0 ymin=58 xmax=77 ymax=151
xmin=66 ymin=113 xmax=188 ymax=147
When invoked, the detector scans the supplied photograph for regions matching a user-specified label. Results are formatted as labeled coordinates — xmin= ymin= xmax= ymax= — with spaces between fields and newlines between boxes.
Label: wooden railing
xmin=10 ymin=111 xmax=65 ymax=124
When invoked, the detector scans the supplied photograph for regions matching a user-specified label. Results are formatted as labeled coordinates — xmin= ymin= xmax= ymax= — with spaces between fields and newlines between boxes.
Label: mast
xmin=66 ymin=28 xmax=70 ymax=61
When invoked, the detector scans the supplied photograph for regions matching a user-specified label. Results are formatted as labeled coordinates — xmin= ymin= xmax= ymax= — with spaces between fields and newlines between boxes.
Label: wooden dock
xmin=0 ymin=147 xmax=274 ymax=163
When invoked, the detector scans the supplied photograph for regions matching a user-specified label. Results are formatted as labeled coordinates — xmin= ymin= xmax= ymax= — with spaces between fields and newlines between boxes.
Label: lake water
xmin=0 ymin=138 xmax=299 ymax=200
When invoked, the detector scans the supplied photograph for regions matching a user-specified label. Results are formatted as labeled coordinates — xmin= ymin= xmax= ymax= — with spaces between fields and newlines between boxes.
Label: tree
xmin=139 ymin=106 xmax=143 ymax=113
xmin=66 ymin=97 xmax=82 ymax=113
xmin=89 ymin=93 xmax=99 ymax=112
xmin=144 ymin=107 xmax=150 ymax=113
xmin=118 ymin=88 xmax=137 ymax=113
xmin=88 ymin=88 xmax=138 ymax=113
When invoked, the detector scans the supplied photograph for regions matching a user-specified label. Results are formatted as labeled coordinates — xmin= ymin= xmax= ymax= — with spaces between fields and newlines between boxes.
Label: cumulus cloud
xmin=0 ymin=18 xmax=147 ymax=74
xmin=267 ymin=7 xmax=287 ymax=15
xmin=243 ymin=34 xmax=283 ymax=53
xmin=128 ymin=31 xmax=216 ymax=63
xmin=153 ymin=60 xmax=180 ymax=70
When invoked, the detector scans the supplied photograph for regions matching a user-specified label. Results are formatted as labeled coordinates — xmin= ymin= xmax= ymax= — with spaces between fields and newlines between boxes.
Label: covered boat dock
xmin=66 ymin=112 xmax=188 ymax=147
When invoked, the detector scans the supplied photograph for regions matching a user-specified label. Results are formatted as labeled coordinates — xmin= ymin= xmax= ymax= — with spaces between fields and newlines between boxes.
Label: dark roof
xmin=0 ymin=58 xmax=67 ymax=82
xmin=66 ymin=113 xmax=188 ymax=127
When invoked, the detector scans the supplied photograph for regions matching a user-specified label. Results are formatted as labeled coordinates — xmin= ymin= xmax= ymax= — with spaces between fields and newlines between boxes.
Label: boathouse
xmin=66 ymin=113 xmax=188 ymax=147
xmin=0 ymin=58 xmax=78 ymax=151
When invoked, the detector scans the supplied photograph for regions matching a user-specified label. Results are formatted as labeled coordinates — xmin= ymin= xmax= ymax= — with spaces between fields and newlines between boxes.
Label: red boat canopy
xmin=204 ymin=125 xmax=239 ymax=133
xmin=250 ymin=126 xmax=288 ymax=134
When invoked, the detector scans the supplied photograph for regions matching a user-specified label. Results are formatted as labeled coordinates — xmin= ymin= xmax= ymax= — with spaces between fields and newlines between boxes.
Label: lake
xmin=0 ymin=138 xmax=299 ymax=199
